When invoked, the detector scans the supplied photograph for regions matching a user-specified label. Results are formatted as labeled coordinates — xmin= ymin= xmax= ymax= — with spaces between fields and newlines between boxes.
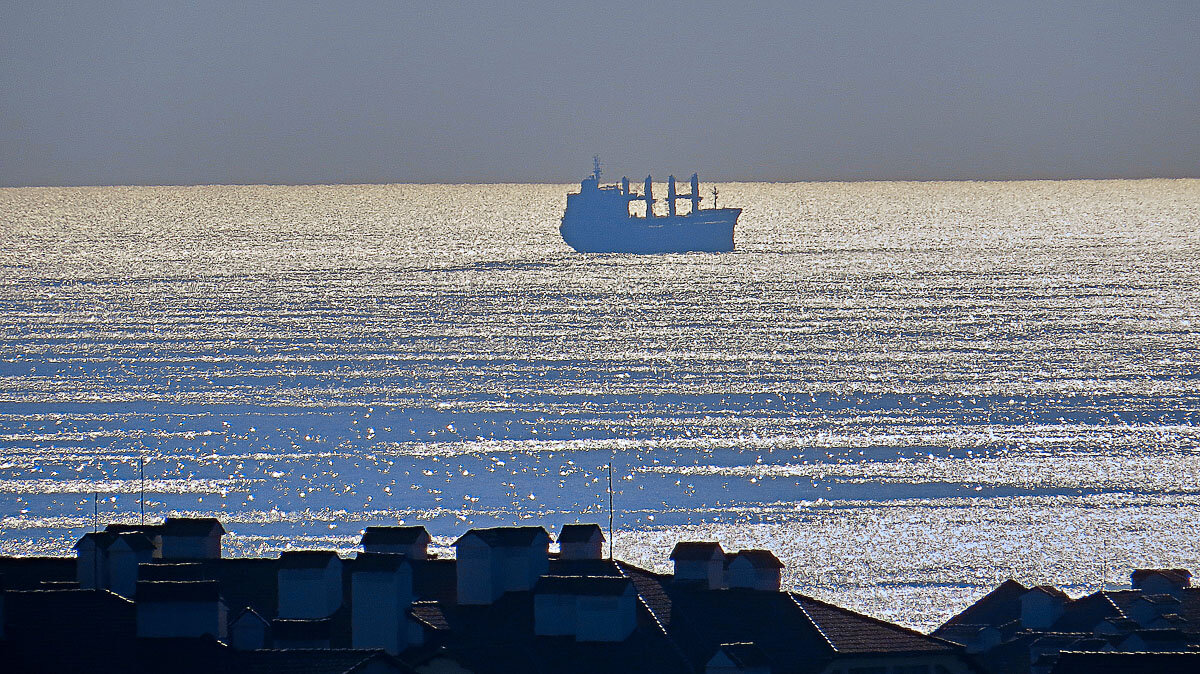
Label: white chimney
xmin=725 ymin=550 xmax=783 ymax=591
xmin=361 ymin=526 xmax=431 ymax=559
xmin=454 ymin=526 xmax=550 ymax=605
xmin=670 ymin=542 xmax=725 ymax=589
xmin=351 ymin=552 xmax=415 ymax=654
xmin=105 ymin=533 xmax=156 ymax=598
xmin=73 ymin=532 xmax=116 ymax=590
xmin=158 ymin=518 xmax=224 ymax=560
xmin=1019 ymin=586 xmax=1068 ymax=629
xmin=277 ymin=551 xmax=343 ymax=619
xmin=557 ymin=524 xmax=604 ymax=560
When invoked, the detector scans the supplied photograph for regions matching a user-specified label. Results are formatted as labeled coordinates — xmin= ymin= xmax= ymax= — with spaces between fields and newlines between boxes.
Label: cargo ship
xmin=559 ymin=157 xmax=740 ymax=253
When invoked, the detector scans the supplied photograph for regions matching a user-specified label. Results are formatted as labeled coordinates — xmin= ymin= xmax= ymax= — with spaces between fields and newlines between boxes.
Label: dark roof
xmin=534 ymin=575 xmax=632 ymax=596
xmin=233 ymin=605 xmax=271 ymax=626
xmin=361 ymin=526 xmax=431 ymax=546
xmin=0 ymin=556 xmax=76 ymax=589
xmin=410 ymin=601 xmax=450 ymax=631
xmin=279 ymin=550 xmax=342 ymax=569
xmin=793 ymin=593 xmax=957 ymax=655
xmin=353 ymin=551 xmax=411 ymax=573
xmin=1027 ymin=585 xmax=1071 ymax=601
xmin=557 ymin=523 xmax=604 ymax=544
xmin=3 ymin=589 xmax=137 ymax=673
xmin=1132 ymin=568 xmax=1192 ymax=585
xmin=1052 ymin=651 xmax=1200 ymax=674
xmin=1137 ymin=592 xmax=1182 ymax=606
xmin=936 ymin=579 xmax=1028 ymax=632
xmin=235 ymin=648 xmax=412 ymax=674
xmin=669 ymin=541 xmax=724 ymax=562
xmin=453 ymin=526 xmax=549 ymax=548
xmin=161 ymin=517 xmax=226 ymax=536
xmin=135 ymin=580 xmax=222 ymax=602
xmin=715 ymin=642 xmax=772 ymax=669
xmin=273 ymin=618 xmax=334 ymax=641
xmin=111 ymin=532 xmax=156 ymax=552
xmin=1120 ymin=627 xmax=1189 ymax=645
xmin=138 ymin=562 xmax=207 ymax=581
xmin=1047 ymin=589 xmax=1126 ymax=632
xmin=616 ymin=560 xmax=960 ymax=674
xmin=73 ymin=531 xmax=117 ymax=550
xmin=730 ymin=549 xmax=784 ymax=569
xmin=106 ymin=523 xmax=163 ymax=535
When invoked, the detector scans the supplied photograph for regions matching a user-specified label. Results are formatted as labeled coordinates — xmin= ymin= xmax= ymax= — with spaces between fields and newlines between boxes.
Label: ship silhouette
xmin=560 ymin=157 xmax=740 ymax=253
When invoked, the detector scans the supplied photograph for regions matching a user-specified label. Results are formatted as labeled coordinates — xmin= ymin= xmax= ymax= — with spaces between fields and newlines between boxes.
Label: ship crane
xmin=667 ymin=174 xmax=703 ymax=216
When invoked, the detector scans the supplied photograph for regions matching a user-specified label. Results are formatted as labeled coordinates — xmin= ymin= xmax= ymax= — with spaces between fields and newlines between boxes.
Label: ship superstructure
xmin=559 ymin=157 xmax=740 ymax=253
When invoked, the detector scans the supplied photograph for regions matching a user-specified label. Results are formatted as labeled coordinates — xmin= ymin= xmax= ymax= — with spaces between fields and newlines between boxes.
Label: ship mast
xmin=592 ymin=155 xmax=602 ymax=182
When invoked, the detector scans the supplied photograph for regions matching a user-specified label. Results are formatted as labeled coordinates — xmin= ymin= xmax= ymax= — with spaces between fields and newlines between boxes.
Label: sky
xmin=1 ymin=1 xmax=1198 ymax=186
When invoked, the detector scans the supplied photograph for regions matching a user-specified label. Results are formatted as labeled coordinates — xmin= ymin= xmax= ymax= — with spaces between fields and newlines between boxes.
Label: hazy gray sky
xmin=2 ymin=1 xmax=1197 ymax=185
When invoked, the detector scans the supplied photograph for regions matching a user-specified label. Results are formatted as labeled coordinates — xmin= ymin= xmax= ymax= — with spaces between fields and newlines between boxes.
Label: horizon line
xmin=3 ymin=174 xmax=1198 ymax=189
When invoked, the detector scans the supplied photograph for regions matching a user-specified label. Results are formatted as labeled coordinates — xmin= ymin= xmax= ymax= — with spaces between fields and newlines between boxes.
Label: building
xmin=934 ymin=568 xmax=1200 ymax=674
xmin=0 ymin=517 xmax=979 ymax=674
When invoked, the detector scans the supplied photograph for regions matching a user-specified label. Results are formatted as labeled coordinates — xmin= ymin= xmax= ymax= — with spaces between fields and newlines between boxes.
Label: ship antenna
xmin=593 ymin=155 xmax=602 ymax=182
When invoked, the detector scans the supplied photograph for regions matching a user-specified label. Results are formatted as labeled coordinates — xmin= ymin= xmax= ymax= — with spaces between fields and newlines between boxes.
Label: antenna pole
xmin=139 ymin=455 xmax=145 ymax=525
xmin=608 ymin=462 xmax=614 ymax=561
xmin=93 ymin=492 xmax=98 ymax=532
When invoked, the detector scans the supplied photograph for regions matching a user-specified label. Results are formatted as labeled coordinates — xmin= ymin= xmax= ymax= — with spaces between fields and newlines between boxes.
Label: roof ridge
xmin=1100 ymin=590 xmax=1128 ymax=620
xmin=789 ymin=594 xmax=837 ymax=653
xmin=792 ymin=592 xmax=959 ymax=648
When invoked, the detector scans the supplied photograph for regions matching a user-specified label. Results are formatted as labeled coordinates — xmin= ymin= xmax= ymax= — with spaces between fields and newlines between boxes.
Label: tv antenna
xmin=139 ymin=454 xmax=145 ymax=525
xmin=607 ymin=461 xmax=614 ymax=560
xmin=711 ymin=186 xmax=719 ymax=209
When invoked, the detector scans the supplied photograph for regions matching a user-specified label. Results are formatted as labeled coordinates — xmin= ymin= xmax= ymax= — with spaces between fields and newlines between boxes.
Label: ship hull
xmin=560 ymin=208 xmax=740 ymax=254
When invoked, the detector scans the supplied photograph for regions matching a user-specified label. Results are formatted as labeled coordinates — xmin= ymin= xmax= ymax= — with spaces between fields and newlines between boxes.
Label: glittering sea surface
xmin=2 ymin=180 xmax=1198 ymax=631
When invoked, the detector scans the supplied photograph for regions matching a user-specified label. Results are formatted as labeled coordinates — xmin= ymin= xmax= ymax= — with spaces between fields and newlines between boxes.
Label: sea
xmin=1 ymin=179 xmax=1197 ymax=631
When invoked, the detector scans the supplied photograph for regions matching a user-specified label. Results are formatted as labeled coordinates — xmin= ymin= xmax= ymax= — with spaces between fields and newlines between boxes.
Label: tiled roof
xmin=361 ymin=526 xmax=430 ymax=546
xmin=138 ymin=562 xmax=207 ymax=581
xmin=0 ymin=556 xmax=75 ymax=589
xmin=453 ymin=526 xmax=549 ymax=548
xmin=1131 ymin=568 xmax=1192 ymax=585
xmin=352 ymin=551 xmax=411 ymax=573
xmin=235 ymin=648 xmax=412 ymax=674
xmin=233 ymin=605 xmax=271 ymax=626
xmin=111 ymin=532 xmax=156 ymax=552
xmin=548 ymin=557 xmax=624 ymax=578
xmin=1028 ymin=585 xmax=1071 ymax=600
xmin=557 ymin=523 xmax=604 ymax=544
xmin=534 ymin=575 xmax=632 ymax=596
xmin=1047 ymin=590 xmax=1125 ymax=632
xmin=669 ymin=541 xmax=723 ymax=561
xmin=273 ymin=618 xmax=335 ymax=641
xmin=1051 ymin=651 xmax=1200 ymax=674
xmin=730 ymin=549 xmax=784 ymax=569
xmin=106 ymin=523 xmax=163 ymax=536
xmin=715 ymin=642 xmax=772 ymax=669
xmin=410 ymin=600 xmax=450 ymax=631
xmin=161 ymin=517 xmax=226 ymax=536
xmin=793 ymin=593 xmax=956 ymax=655
xmin=73 ymin=531 xmax=117 ymax=550
xmin=135 ymin=580 xmax=221 ymax=602
xmin=936 ymin=578 xmax=1028 ymax=631
xmin=3 ymin=589 xmax=137 ymax=672
xmin=1138 ymin=592 xmax=1182 ymax=606
xmin=279 ymin=550 xmax=342 ymax=569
